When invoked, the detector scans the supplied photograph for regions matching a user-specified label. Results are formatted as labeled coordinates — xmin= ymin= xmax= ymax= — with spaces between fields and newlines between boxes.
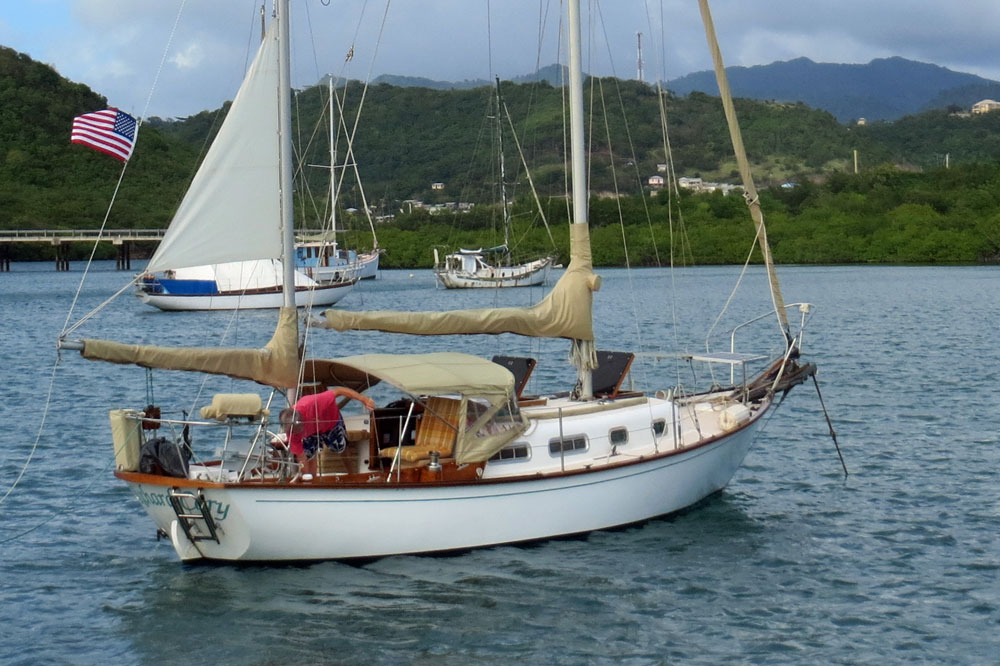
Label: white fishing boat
xmin=296 ymin=233 xmax=381 ymax=282
xmin=60 ymin=0 xmax=817 ymax=563
xmin=433 ymin=246 xmax=552 ymax=288
xmin=433 ymin=78 xmax=553 ymax=289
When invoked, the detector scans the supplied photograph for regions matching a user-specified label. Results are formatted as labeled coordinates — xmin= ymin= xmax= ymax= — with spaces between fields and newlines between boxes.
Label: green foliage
xmin=0 ymin=46 xmax=199 ymax=259
xmin=3 ymin=47 xmax=1000 ymax=266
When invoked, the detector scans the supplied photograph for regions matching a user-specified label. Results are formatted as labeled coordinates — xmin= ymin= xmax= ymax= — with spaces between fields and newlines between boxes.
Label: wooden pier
xmin=0 ymin=229 xmax=166 ymax=271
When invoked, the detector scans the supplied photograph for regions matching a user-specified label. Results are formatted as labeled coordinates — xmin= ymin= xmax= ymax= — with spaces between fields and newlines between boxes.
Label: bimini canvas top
xmin=325 ymin=352 xmax=515 ymax=400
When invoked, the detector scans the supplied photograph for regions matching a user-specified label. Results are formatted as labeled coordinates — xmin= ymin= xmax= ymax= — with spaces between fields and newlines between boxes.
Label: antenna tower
xmin=636 ymin=32 xmax=644 ymax=82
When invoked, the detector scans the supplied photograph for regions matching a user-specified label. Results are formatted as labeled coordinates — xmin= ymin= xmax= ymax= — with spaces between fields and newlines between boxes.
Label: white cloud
xmin=170 ymin=43 xmax=204 ymax=71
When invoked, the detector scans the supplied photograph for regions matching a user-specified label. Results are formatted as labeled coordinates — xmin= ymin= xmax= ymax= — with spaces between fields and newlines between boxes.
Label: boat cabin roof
xmin=306 ymin=352 xmax=515 ymax=399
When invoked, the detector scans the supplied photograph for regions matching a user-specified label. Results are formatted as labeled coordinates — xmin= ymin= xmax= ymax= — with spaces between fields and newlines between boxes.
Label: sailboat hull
xmin=136 ymin=280 xmax=355 ymax=311
xmin=119 ymin=398 xmax=766 ymax=562
xmin=434 ymin=256 xmax=553 ymax=289
xmin=304 ymin=249 xmax=381 ymax=283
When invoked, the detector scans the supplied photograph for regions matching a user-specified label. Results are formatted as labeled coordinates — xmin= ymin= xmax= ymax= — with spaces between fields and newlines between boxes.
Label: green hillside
xmin=3 ymin=45 xmax=1000 ymax=265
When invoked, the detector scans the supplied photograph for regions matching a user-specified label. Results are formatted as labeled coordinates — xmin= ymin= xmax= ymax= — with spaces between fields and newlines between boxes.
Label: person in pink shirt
xmin=280 ymin=387 xmax=375 ymax=477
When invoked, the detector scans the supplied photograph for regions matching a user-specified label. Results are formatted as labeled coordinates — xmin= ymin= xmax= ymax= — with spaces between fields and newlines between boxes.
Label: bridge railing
xmin=0 ymin=229 xmax=167 ymax=242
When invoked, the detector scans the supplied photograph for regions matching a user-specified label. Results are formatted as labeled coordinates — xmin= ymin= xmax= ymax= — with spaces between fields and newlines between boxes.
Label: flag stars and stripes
xmin=71 ymin=108 xmax=138 ymax=162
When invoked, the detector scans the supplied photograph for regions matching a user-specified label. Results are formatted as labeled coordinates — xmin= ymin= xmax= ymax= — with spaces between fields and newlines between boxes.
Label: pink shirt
xmin=287 ymin=391 xmax=342 ymax=456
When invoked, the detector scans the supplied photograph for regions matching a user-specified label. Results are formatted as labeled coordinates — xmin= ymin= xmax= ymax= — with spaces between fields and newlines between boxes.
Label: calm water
xmin=1 ymin=263 xmax=998 ymax=665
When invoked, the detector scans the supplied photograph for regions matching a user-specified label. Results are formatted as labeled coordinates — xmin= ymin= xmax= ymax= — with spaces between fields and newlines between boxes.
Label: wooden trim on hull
xmin=115 ymin=393 xmax=772 ymax=490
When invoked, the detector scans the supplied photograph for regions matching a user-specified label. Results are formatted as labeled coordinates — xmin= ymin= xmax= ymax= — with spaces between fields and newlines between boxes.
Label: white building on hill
xmin=972 ymin=99 xmax=1000 ymax=114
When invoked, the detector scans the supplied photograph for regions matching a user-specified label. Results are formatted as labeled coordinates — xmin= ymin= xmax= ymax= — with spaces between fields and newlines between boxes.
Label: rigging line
xmin=59 ymin=166 xmax=131 ymax=339
xmin=0 ymin=455 xmax=116 ymax=544
xmin=486 ymin=0 xmax=494 ymax=79
xmin=183 ymin=265 xmax=267 ymax=419
xmin=697 ymin=0 xmax=790 ymax=345
xmin=450 ymin=90 xmax=495 ymax=250
xmin=645 ymin=0 xmax=698 ymax=384
xmin=812 ymin=374 xmax=848 ymax=477
xmin=302 ymin=0 xmax=321 ymax=76
xmin=591 ymin=1 xmax=655 ymax=388
xmin=594 ymin=73 xmax=646 ymax=357
xmin=556 ymin=8 xmax=572 ymax=226
xmin=61 ymin=275 xmax=142 ymax=340
xmin=0 ymin=353 xmax=63 ymax=507
xmin=301 ymin=0 xmax=371 ymax=239
xmin=143 ymin=0 xmax=191 ymax=120
xmin=332 ymin=0 xmax=392 ymax=239
xmin=506 ymin=0 xmax=551 ymax=213
xmin=700 ymin=223 xmax=763 ymax=388
xmin=63 ymin=0 xmax=192 ymax=337
xmin=332 ymin=88 xmax=377 ymax=239
xmin=594 ymin=0 xmax=661 ymax=266
xmin=502 ymin=101 xmax=556 ymax=248
xmin=657 ymin=86 xmax=685 ymax=374
xmin=534 ymin=0 xmax=553 ymax=74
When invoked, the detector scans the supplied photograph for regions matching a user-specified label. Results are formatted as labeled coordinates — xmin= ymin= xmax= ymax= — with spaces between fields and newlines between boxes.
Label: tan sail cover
xmin=80 ymin=307 xmax=300 ymax=389
xmin=328 ymin=352 xmax=514 ymax=398
xmin=146 ymin=20 xmax=283 ymax=272
xmin=320 ymin=224 xmax=599 ymax=340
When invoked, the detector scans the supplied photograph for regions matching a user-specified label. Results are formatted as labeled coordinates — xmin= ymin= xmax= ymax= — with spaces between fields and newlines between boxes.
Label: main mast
xmin=277 ymin=0 xmax=297 ymax=308
xmin=567 ymin=0 xmax=593 ymax=399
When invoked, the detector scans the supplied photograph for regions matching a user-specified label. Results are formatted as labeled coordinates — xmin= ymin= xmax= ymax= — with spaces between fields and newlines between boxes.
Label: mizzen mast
xmin=697 ymin=0 xmax=791 ymax=342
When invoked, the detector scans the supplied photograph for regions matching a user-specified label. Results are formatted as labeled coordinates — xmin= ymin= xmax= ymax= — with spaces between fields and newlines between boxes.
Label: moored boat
xmin=136 ymin=260 xmax=355 ymax=311
xmin=59 ymin=0 xmax=818 ymax=563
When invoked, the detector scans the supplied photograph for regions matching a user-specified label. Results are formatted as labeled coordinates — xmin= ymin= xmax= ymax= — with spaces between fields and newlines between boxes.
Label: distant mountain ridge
xmin=665 ymin=56 xmax=1000 ymax=122
xmin=372 ymin=64 xmax=571 ymax=89
xmin=374 ymin=57 xmax=1000 ymax=123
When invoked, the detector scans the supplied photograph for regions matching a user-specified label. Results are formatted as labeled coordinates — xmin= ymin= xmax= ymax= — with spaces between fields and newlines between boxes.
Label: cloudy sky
xmin=2 ymin=0 xmax=998 ymax=119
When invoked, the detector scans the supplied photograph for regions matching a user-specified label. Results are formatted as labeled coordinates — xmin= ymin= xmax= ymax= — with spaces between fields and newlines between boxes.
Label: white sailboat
xmin=433 ymin=78 xmax=553 ymax=289
xmin=60 ymin=0 xmax=817 ymax=562
xmin=136 ymin=259 xmax=355 ymax=311
xmin=295 ymin=78 xmax=382 ymax=282
xmin=134 ymin=17 xmax=355 ymax=311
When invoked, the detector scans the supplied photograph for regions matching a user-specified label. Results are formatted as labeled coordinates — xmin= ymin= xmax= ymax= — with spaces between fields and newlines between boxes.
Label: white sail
xmin=146 ymin=20 xmax=283 ymax=273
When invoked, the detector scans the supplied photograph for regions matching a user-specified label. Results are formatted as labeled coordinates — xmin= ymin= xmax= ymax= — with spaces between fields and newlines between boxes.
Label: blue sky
xmin=3 ymin=0 xmax=999 ymax=119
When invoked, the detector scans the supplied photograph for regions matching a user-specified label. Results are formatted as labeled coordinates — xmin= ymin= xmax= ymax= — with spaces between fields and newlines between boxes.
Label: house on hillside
xmin=972 ymin=99 xmax=1000 ymax=114
xmin=647 ymin=174 xmax=665 ymax=189
xmin=677 ymin=176 xmax=741 ymax=196
xmin=431 ymin=182 xmax=445 ymax=190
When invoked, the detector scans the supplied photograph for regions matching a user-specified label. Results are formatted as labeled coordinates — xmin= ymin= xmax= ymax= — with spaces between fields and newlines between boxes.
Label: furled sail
xmin=320 ymin=224 xmax=600 ymax=340
xmin=79 ymin=308 xmax=301 ymax=389
xmin=146 ymin=20 xmax=284 ymax=273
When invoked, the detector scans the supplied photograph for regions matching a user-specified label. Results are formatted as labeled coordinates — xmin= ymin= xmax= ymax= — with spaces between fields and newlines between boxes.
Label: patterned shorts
xmin=301 ymin=419 xmax=347 ymax=459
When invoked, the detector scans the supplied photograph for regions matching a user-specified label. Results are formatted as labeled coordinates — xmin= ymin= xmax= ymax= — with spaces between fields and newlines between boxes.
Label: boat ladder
xmin=167 ymin=488 xmax=221 ymax=545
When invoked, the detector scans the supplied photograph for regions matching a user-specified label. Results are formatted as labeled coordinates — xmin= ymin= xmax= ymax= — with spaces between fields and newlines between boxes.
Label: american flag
xmin=70 ymin=108 xmax=138 ymax=162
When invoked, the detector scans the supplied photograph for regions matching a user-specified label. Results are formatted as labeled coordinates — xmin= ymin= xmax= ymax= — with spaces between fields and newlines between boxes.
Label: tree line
xmin=2 ymin=45 xmax=1000 ymax=265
